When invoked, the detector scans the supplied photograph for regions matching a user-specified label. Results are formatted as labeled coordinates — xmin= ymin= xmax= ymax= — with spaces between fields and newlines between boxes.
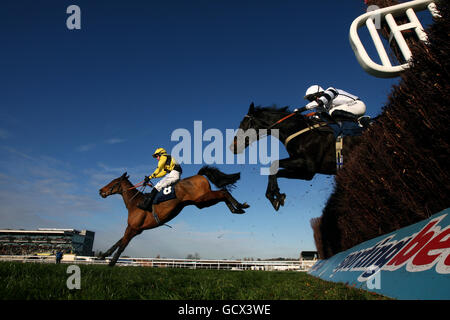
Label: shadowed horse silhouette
xmin=231 ymin=103 xmax=365 ymax=211
xmin=98 ymin=166 xmax=249 ymax=266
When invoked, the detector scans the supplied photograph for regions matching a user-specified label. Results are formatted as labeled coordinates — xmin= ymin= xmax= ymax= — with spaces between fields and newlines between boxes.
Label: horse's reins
xmin=128 ymin=180 xmax=153 ymax=201
xmin=267 ymin=112 xmax=297 ymax=129
xmin=112 ymin=178 xmax=172 ymax=228
xmin=244 ymin=111 xmax=298 ymax=136
xmin=246 ymin=106 xmax=326 ymax=147
xmin=108 ymin=176 xmax=126 ymax=195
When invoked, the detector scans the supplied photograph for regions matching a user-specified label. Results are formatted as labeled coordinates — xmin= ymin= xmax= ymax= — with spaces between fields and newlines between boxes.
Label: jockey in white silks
xmin=300 ymin=85 xmax=370 ymax=127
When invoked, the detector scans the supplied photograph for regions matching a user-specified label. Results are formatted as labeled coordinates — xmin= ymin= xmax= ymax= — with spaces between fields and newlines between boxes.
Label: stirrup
xmin=357 ymin=115 xmax=371 ymax=128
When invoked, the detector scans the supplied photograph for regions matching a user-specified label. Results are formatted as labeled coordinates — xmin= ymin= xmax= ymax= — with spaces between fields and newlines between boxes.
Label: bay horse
xmin=230 ymin=103 xmax=365 ymax=211
xmin=98 ymin=166 xmax=249 ymax=266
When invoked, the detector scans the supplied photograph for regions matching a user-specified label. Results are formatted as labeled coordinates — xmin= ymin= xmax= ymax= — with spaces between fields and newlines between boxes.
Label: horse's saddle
xmin=312 ymin=114 xmax=368 ymax=138
xmin=312 ymin=115 xmax=370 ymax=170
xmin=326 ymin=121 xmax=365 ymax=138
xmin=153 ymin=182 xmax=178 ymax=204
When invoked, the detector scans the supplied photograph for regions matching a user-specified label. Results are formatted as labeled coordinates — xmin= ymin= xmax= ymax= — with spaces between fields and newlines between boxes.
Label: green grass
xmin=0 ymin=262 xmax=391 ymax=300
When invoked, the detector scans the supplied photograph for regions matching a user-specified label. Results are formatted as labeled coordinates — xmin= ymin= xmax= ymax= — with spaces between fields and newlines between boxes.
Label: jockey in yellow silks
xmin=138 ymin=148 xmax=182 ymax=211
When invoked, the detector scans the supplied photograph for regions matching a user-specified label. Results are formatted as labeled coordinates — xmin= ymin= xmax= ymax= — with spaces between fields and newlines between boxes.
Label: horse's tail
xmin=197 ymin=165 xmax=240 ymax=191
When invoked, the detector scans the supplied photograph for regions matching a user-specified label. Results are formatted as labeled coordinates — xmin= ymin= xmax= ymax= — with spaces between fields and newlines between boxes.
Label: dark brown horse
xmin=230 ymin=103 xmax=365 ymax=211
xmin=98 ymin=166 xmax=249 ymax=266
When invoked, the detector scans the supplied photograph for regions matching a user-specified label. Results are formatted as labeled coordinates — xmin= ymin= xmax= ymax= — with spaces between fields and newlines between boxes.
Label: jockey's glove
xmin=293 ymin=106 xmax=307 ymax=113
xmin=315 ymin=99 xmax=324 ymax=107
xmin=305 ymin=101 xmax=318 ymax=110
xmin=143 ymin=176 xmax=150 ymax=185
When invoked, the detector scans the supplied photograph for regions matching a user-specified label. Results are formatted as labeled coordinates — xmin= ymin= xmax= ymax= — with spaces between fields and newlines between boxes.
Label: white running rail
xmin=349 ymin=0 xmax=441 ymax=78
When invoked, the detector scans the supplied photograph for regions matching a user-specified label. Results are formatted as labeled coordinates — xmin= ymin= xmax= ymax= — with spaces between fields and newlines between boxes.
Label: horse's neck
xmin=266 ymin=112 xmax=308 ymax=142
xmin=121 ymin=180 xmax=142 ymax=209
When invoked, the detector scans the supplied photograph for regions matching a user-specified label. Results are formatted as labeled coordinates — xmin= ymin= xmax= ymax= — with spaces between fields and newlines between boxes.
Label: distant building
xmin=300 ymin=251 xmax=318 ymax=261
xmin=0 ymin=228 xmax=95 ymax=256
xmin=299 ymin=251 xmax=318 ymax=271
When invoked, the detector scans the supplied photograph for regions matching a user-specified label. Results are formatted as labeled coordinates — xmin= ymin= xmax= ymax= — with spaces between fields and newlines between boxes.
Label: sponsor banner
xmin=308 ymin=208 xmax=450 ymax=299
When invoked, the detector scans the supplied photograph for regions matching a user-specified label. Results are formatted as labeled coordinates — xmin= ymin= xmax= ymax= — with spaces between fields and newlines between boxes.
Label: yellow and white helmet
xmin=152 ymin=147 xmax=167 ymax=158
xmin=304 ymin=85 xmax=324 ymax=101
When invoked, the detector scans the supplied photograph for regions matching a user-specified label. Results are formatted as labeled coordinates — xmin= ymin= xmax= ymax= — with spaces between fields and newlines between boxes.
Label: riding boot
xmin=330 ymin=110 xmax=358 ymax=125
xmin=318 ymin=111 xmax=335 ymax=124
xmin=138 ymin=188 xmax=158 ymax=211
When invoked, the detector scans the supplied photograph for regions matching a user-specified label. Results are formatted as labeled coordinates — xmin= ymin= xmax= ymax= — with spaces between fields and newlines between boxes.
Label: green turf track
xmin=0 ymin=262 xmax=391 ymax=300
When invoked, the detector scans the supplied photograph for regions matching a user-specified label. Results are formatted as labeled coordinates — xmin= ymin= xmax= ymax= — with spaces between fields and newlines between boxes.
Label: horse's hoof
xmin=232 ymin=209 xmax=245 ymax=214
xmin=278 ymin=194 xmax=286 ymax=206
xmin=241 ymin=202 xmax=250 ymax=209
xmin=271 ymin=200 xmax=280 ymax=211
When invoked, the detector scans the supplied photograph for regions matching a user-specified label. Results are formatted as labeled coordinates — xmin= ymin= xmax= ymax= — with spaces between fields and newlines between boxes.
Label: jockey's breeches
xmin=154 ymin=170 xmax=181 ymax=191
xmin=329 ymin=100 xmax=366 ymax=117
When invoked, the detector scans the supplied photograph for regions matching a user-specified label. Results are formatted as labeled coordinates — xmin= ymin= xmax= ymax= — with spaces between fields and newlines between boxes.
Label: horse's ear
xmin=248 ymin=102 xmax=255 ymax=114
xmin=121 ymin=172 xmax=127 ymax=178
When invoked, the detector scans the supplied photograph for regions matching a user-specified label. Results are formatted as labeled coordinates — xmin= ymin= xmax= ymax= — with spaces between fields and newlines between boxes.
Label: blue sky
xmin=0 ymin=0 xmax=402 ymax=259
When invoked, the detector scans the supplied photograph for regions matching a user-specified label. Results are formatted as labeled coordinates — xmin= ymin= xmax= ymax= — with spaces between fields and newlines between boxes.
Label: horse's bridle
xmin=108 ymin=176 xmax=126 ymax=195
xmin=242 ymin=114 xmax=255 ymax=131
xmin=239 ymin=114 xmax=264 ymax=140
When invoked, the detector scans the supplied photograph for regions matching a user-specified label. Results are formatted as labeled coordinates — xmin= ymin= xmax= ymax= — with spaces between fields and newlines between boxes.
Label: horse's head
xmin=99 ymin=172 xmax=129 ymax=198
xmin=230 ymin=102 xmax=290 ymax=154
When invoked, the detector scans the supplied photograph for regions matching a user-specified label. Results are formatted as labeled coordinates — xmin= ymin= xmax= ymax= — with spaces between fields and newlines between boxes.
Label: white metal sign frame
xmin=349 ymin=0 xmax=441 ymax=78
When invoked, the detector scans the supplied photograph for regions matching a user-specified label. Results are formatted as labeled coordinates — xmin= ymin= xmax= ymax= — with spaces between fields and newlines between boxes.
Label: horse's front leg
xmin=98 ymin=238 xmax=123 ymax=260
xmin=265 ymin=175 xmax=285 ymax=211
xmin=109 ymin=227 xmax=141 ymax=267
xmin=223 ymin=190 xmax=250 ymax=214
xmin=265 ymin=159 xmax=288 ymax=211
xmin=265 ymin=157 xmax=316 ymax=211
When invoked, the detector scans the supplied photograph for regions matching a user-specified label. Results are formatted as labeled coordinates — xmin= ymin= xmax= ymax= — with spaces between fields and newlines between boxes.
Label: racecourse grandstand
xmin=0 ymin=228 xmax=95 ymax=256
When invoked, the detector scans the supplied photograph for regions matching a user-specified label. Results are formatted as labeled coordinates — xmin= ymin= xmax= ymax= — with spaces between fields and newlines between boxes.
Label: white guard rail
xmin=0 ymin=255 xmax=317 ymax=271
xmin=349 ymin=0 xmax=441 ymax=78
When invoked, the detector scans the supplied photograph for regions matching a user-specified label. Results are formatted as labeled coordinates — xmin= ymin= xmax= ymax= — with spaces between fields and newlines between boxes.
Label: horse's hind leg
xmin=223 ymin=190 xmax=249 ymax=212
xmin=195 ymin=190 xmax=247 ymax=214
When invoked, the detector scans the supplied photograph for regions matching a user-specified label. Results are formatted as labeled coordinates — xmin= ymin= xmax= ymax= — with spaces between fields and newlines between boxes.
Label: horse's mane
xmin=254 ymin=105 xmax=290 ymax=114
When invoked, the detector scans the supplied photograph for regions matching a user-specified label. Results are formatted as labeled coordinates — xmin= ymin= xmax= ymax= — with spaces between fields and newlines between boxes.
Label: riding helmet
xmin=152 ymin=147 xmax=167 ymax=158
xmin=304 ymin=85 xmax=324 ymax=101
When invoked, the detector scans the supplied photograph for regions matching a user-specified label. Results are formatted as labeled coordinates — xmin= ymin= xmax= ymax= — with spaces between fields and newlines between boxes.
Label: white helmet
xmin=304 ymin=85 xmax=324 ymax=100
